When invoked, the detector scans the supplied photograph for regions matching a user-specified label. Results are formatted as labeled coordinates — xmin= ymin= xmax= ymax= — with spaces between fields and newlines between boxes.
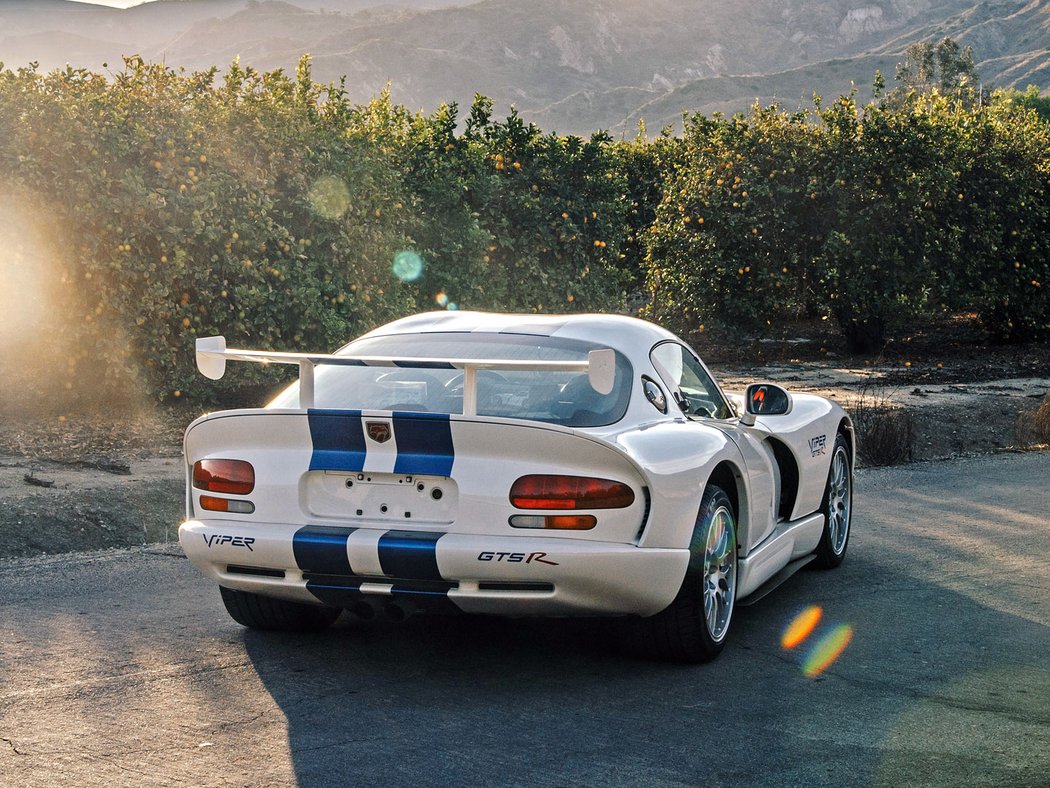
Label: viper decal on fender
xmin=809 ymin=434 xmax=827 ymax=457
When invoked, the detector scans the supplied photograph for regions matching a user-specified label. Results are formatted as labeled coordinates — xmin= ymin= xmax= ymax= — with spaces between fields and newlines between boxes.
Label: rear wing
xmin=195 ymin=335 xmax=615 ymax=415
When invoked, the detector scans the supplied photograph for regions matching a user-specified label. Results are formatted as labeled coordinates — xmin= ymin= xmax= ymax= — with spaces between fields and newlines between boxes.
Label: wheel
xmin=812 ymin=433 xmax=852 ymax=569
xmin=219 ymin=586 xmax=341 ymax=632
xmin=623 ymin=485 xmax=738 ymax=663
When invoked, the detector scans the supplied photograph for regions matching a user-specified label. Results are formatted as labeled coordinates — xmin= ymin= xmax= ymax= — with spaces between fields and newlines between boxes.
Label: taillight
xmin=193 ymin=459 xmax=255 ymax=495
xmin=509 ymin=475 xmax=635 ymax=510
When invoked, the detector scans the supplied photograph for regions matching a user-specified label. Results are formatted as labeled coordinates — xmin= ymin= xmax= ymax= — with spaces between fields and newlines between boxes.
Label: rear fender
xmin=613 ymin=421 xmax=749 ymax=551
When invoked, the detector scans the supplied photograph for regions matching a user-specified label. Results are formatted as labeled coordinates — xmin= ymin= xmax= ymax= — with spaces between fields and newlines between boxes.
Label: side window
xmin=650 ymin=342 xmax=732 ymax=420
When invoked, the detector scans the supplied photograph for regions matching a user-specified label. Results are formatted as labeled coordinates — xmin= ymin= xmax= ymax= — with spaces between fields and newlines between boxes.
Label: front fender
xmin=752 ymin=394 xmax=850 ymax=519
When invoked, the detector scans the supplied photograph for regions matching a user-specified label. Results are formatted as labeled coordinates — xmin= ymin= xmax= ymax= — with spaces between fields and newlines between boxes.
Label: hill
xmin=0 ymin=0 xmax=1046 ymax=132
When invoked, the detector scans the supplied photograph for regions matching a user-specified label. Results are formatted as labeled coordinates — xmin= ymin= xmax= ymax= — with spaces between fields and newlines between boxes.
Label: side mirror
xmin=740 ymin=383 xmax=793 ymax=426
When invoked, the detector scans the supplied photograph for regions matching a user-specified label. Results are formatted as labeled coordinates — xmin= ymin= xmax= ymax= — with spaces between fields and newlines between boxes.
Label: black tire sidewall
xmin=814 ymin=433 xmax=852 ymax=568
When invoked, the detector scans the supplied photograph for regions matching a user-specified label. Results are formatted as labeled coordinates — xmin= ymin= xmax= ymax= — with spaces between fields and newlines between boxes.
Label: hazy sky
xmin=66 ymin=1 xmax=155 ymax=7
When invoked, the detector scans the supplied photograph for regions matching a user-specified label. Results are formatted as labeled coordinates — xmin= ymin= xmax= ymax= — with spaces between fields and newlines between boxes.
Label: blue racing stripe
xmin=392 ymin=412 xmax=454 ymax=477
xmin=308 ymin=409 xmax=367 ymax=472
xmin=293 ymin=525 xmax=356 ymax=575
xmin=304 ymin=580 xmax=362 ymax=609
xmin=304 ymin=581 xmax=460 ymax=614
xmin=377 ymin=530 xmax=444 ymax=581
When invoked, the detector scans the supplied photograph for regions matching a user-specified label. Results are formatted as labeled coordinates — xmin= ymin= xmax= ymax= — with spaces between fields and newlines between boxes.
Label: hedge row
xmin=0 ymin=57 xmax=1046 ymax=408
xmin=0 ymin=58 xmax=629 ymax=406
xmin=645 ymin=91 xmax=1050 ymax=350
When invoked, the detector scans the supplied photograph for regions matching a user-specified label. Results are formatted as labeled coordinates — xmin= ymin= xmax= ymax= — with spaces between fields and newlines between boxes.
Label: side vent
xmin=635 ymin=487 xmax=652 ymax=542
xmin=768 ymin=439 xmax=800 ymax=520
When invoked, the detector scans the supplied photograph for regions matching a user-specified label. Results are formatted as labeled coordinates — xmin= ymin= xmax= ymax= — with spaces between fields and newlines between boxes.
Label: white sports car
xmin=180 ymin=311 xmax=854 ymax=662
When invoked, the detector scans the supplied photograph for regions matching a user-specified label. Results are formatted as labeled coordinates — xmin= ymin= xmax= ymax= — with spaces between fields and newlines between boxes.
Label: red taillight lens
xmin=509 ymin=475 xmax=635 ymax=510
xmin=193 ymin=459 xmax=255 ymax=495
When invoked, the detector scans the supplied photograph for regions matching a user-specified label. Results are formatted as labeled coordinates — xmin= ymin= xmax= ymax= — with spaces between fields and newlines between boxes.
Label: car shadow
xmin=241 ymin=546 xmax=1050 ymax=788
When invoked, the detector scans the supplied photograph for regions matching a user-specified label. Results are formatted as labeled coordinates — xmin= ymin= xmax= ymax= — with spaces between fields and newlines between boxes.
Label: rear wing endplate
xmin=195 ymin=335 xmax=615 ymax=414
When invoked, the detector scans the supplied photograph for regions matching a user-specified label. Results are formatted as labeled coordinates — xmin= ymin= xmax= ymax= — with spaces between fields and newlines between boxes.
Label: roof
xmin=361 ymin=310 xmax=679 ymax=351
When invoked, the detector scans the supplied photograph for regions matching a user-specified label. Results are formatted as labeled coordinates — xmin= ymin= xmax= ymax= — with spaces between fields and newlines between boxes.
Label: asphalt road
xmin=1 ymin=453 xmax=1048 ymax=787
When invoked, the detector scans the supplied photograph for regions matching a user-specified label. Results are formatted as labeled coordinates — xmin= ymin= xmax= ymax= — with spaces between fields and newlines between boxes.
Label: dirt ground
xmin=1 ymin=317 xmax=1047 ymax=560
xmin=0 ymin=413 xmax=185 ymax=559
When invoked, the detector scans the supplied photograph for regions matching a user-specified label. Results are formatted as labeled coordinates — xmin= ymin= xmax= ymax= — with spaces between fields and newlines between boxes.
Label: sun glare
xmin=0 ymin=203 xmax=50 ymax=347
xmin=64 ymin=1 xmax=153 ymax=8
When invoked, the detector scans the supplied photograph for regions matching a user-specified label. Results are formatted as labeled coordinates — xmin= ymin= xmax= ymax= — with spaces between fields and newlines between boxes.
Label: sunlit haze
xmin=65 ymin=0 xmax=154 ymax=8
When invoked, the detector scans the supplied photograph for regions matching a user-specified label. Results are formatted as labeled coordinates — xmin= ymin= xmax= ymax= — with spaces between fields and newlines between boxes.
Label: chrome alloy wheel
xmin=826 ymin=445 xmax=851 ymax=555
xmin=703 ymin=505 xmax=737 ymax=643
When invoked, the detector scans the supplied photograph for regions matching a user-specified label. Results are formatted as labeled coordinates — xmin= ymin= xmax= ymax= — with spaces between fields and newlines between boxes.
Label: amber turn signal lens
xmin=509 ymin=514 xmax=597 ymax=530
xmin=199 ymin=495 xmax=228 ymax=512
xmin=193 ymin=459 xmax=255 ymax=494
xmin=199 ymin=495 xmax=254 ymax=514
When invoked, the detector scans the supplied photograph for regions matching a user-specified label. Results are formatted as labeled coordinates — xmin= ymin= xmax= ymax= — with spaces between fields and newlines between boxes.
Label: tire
xmin=624 ymin=485 xmax=738 ymax=663
xmin=219 ymin=586 xmax=341 ymax=632
xmin=812 ymin=433 xmax=852 ymax=569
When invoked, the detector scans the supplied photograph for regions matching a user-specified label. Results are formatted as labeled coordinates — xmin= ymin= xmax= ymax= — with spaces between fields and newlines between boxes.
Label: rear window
xmin=268 ymin=332 xmax=633 ymax=428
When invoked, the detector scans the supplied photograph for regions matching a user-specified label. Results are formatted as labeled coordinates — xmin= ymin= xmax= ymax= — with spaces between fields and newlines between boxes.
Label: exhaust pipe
xmin=351 ymin=599 xmax=380 ymax=621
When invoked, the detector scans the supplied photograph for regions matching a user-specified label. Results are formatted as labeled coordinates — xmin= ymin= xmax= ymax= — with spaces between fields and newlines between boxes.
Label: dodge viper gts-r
xmin=180 ymin=311 xmax=854 ymax=662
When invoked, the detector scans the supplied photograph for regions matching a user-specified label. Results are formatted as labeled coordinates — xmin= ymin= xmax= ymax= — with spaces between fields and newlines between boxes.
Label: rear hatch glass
xmin=268 ymin=332 xmax=632 ymax=428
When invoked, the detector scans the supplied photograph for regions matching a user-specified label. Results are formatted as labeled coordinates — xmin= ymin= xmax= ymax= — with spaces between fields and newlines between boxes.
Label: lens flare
xmin=446 ymin=302 xmax=458 ymax=311
xmin=0 ymin=197 xmax=142 ymax=413
xmin=392 ymin=250 xmax=423 ymax=282
xmin=308 ymin=176 xmax=350 ymax=220
xmin=0 ymin=207 xmax=48 ymax=344
xmin=434 ymin=291 xmax=448 ymax=307
xmin=802 ymin=623 xmax=854 ymax=678
xmin=781 ymin=605 xmax=823 ymax=649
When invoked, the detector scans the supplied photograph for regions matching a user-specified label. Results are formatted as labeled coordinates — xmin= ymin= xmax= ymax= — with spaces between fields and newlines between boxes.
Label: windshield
xmin=269 ymin=332 xmax=633 ymax=428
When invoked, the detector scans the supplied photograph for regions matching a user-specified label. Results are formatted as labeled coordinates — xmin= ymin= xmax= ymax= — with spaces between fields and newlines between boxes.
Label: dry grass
xmin=849 ymin=379 xmax=914 ymax=466
xmin=1034 ymin=395 xmax=1050 ymax=442
xmin=1015 ymin=393 xmax=1050 ymax=448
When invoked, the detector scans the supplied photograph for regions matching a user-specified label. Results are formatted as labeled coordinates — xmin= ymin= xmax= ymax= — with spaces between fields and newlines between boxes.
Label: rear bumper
xmin=179 ymin=519 xmax=688 ymax=617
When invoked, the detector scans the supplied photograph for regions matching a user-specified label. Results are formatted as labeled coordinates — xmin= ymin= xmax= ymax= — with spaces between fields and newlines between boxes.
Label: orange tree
xmin=611 ymin=126 xmax=684 ymax=292
xmin=644 ymin=105 xmax=828 ymax=337
xmin=811 ymin=93 xmax=960 ymax=352
xmin=940 ymin=96 xmax=1049 ymax=341
xmin=0 ymin=60 xmax=632 ymax=407
xmin=643 ymin=88 xmax=1049 ymax=352
xmin=0 ymin=58 xmax=418 ymax=405
xmin=387 ymin=95 xmax=632 ymax=313
xmin=3 ymin=54 xmax=1047 ymax=411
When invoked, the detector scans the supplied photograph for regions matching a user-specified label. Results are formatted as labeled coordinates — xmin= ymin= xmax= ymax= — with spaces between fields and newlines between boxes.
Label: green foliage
xmin=0 ymin=59 xmax=629 ymax=407
xmin=812 ymin=94 xmax=961 ymax=351
xmin=0 ymin=58 xmax=420 ymax=404
xmin=611 ymin=126 xmax=684 ymax=289
xmin=645 ymin=105 xmax=825 ymax=335
xmin=942 ymin=98 xmax=1050 ymax=341
xmin=1 ymin=53 xmax=1047 ymax=412
xmin=396 ymin=95 xmax=631 ymax=313
xmin=644 ymin=89 xmax=1050 ymax=351
xmin=991 ymin=85 xmax=1050 ymax=123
